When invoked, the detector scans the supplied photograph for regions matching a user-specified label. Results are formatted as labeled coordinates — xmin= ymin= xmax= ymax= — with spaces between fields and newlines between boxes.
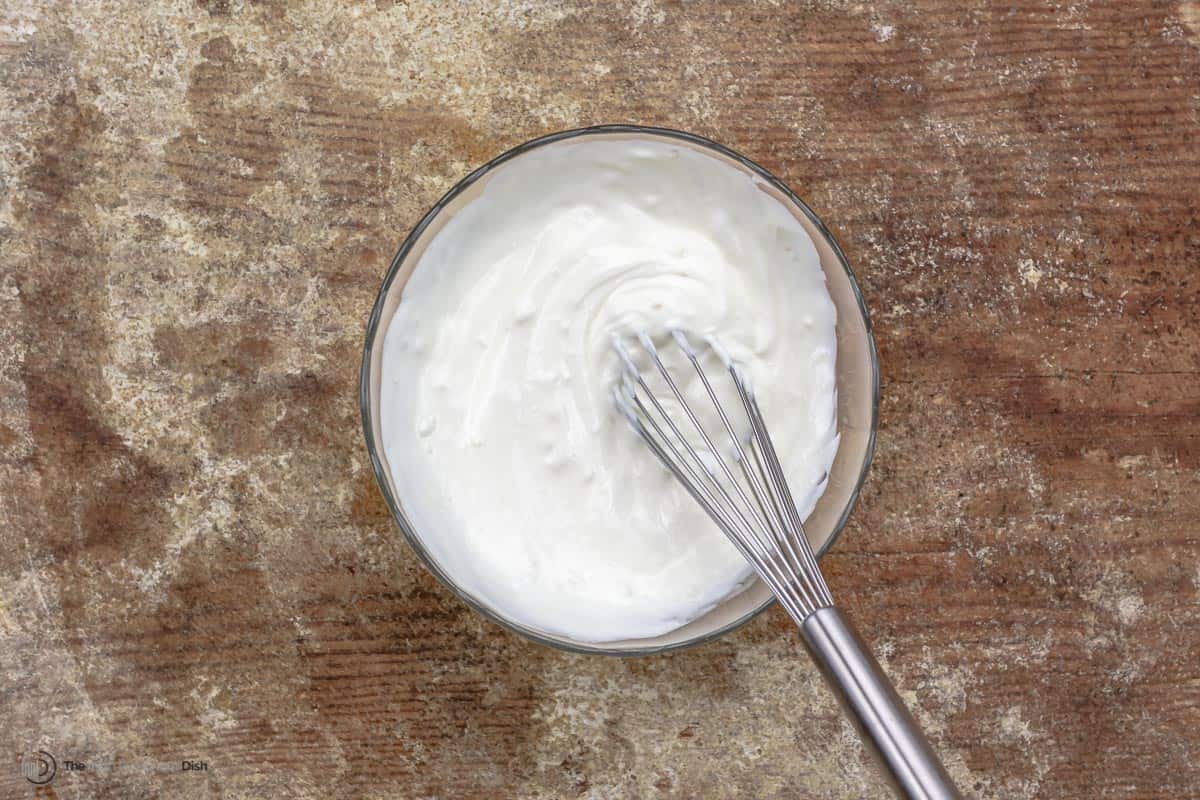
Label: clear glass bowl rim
xmin=359 ymin=124 xmax=880 ymax=656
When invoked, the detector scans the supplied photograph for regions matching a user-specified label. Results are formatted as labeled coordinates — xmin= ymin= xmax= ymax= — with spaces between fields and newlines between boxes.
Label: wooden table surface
xmin=2 ymin=2 xmax=1199 ymax=798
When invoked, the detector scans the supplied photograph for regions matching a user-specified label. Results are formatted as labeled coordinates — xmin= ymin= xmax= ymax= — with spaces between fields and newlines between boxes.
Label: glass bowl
xmin=360 ymin=125 xmax=879 ymax=655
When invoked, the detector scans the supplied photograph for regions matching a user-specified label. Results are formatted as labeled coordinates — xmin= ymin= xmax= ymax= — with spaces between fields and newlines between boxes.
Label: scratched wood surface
xmin=1 ymin=2 xmax=1199 ymax=798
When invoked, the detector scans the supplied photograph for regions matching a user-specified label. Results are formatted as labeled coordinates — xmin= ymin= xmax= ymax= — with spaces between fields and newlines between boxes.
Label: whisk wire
xmin=628 ymin=384 xmax=812 ymax=620
xmin=637 ymin=333 xmax=778 ymax=543
xmin=671 ymin=332 xmax=828 ymax=614
xmin=734 ymin=369 xmax=833 ymax=609
xmin=613 ymin=389 xmax=798 ymax=615
xmin=614 ymin=331 xmax=833 ymax=622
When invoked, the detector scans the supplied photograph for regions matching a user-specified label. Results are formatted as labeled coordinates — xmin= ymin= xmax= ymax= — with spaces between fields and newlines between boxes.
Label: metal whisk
xmin=613 ymin=331 xmax=961 ymax=800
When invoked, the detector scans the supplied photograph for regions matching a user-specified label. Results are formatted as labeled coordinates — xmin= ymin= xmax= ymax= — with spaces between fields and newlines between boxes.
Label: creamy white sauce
xmin=381 ymin=138 xmax=838 ymax=643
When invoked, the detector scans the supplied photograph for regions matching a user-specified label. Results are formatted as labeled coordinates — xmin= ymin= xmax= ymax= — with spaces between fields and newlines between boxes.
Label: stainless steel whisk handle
xmin=800 ymin=607 xmax=962 ymax=800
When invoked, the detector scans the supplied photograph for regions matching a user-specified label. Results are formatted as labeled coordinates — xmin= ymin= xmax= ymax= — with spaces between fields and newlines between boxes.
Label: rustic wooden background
xmin=2 ymin=1 xmax=1199 ymax=798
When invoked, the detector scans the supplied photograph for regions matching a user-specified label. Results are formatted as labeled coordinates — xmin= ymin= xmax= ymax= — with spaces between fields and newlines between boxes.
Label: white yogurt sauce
xmin=381 ymin=138 xmax=838 ymax=643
